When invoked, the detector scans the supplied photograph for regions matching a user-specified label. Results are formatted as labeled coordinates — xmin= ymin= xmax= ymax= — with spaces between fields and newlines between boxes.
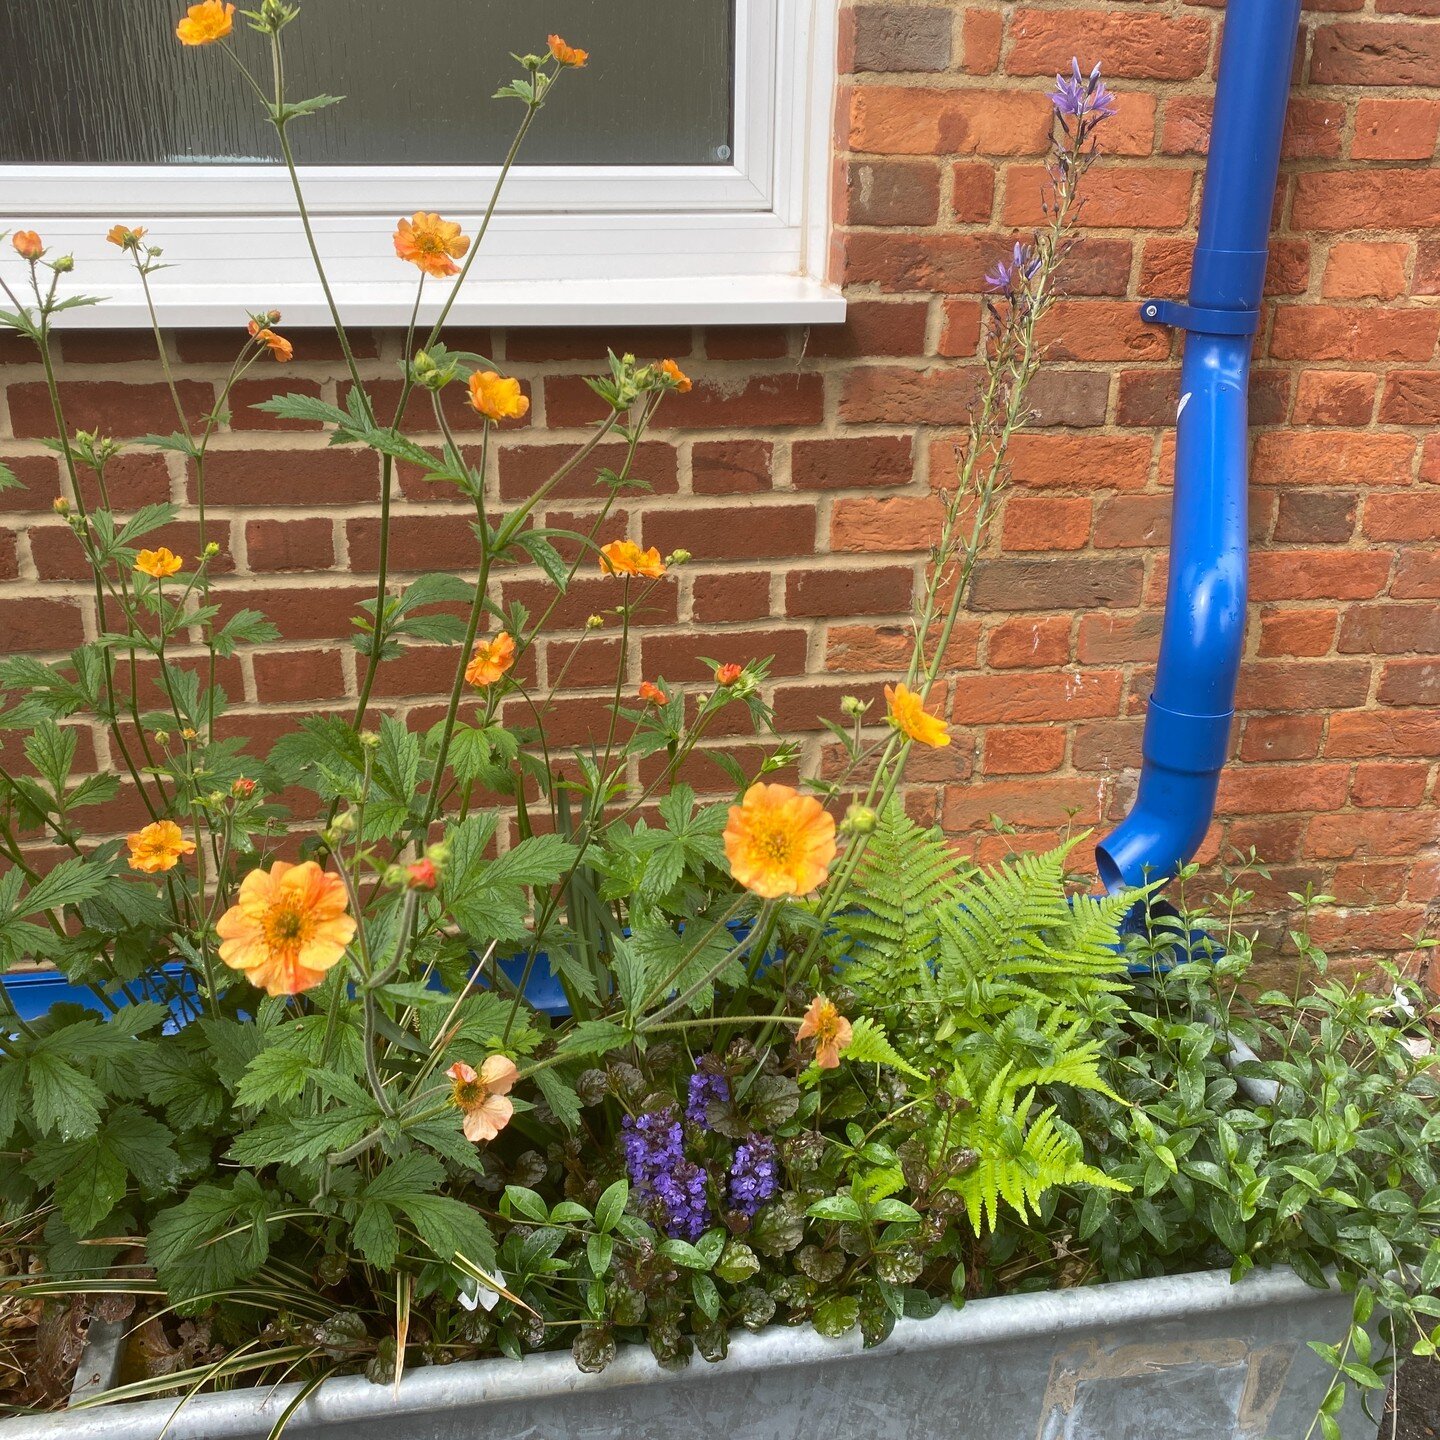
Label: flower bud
xmin=52 ymin=497 xmax=70 ymax=516
xmin=232 ymin=777 xmax=257 ymax=799
xmin=330 ymin=810 xmax=357 ymax=833
xmin=666 ymin=548 xmax=691 ymax=566
xmin=406 ymin=857 xmax=440 ymax=891
xmin=52 ymin=254 xmax=75 ymax=274
xmin=358 ymin=731 xmax=381 ymax=750
xmin=267 ymin=309 xmax=282 ymax=324
xmin=206 ymin=790 xmax=226 ymax=808
xmin=180 ymin=727 xmax=198 ymax=741
xmin=843 ymin=803 xmax=878 ymax=835
xmin=154 ymin=730 xmax=169 ymax=746
xmin=585 ymin=614 xmax=604 ymax=630
xmin=840 ymin=695 xmax=865 ymax=718
xmin=203 ymin=541 xmax=220 ymax=557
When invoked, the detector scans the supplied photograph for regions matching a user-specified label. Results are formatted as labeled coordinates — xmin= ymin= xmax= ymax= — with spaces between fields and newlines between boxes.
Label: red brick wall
xmin=3 ymin=0 xmax=1439 ymax=962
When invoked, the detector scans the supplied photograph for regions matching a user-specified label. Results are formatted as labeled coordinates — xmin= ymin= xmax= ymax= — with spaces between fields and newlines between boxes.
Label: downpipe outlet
xmin=1097 ymin=0 xmax=1304 ymax=895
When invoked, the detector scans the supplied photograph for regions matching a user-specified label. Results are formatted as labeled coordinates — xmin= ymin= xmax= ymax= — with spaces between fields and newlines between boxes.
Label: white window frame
xmin=0 ymin=0 xmax=843 ymax=328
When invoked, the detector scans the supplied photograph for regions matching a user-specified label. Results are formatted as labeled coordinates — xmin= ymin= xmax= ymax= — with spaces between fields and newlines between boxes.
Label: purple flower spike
xmin=1049 ymin=57 xmax=1117 ymax=123
xmin=985 ymin=241 xmax=1041 ymax=297
xmin=686 ymin=1071 xmax=731 ymax=1129
xmin=622 ymin=1107 xmax=712 ymax=1240
xmin=728 ymin=1135 xmax=779 ymax=1217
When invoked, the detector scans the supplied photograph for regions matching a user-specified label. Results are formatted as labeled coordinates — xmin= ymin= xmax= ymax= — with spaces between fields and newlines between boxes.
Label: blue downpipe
xmin=1096 ymin=0 xmax=1304 ymax=893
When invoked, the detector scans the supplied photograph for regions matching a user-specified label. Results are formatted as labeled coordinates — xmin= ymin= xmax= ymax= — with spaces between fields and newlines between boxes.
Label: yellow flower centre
xmin=452 ymin=1078 xmax=483 ymax=1108
xmin=749 ymin=820 xmax=795 ymax=866
xmin=263 ymin=901 xmax=312 ymax=951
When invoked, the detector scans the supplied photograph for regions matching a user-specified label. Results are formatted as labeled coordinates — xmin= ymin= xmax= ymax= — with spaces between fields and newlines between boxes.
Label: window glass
xmin=0 ymin=0 xmax=735 ymax=166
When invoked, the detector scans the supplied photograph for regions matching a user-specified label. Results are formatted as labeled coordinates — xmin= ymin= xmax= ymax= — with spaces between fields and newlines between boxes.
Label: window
xmin=0 ymin=0 xmax=841 ymax=326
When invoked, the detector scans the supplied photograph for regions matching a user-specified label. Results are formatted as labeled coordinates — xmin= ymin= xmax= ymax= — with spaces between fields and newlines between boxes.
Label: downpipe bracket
xmin=1139 ymin=298 xmax=1260 ymax=336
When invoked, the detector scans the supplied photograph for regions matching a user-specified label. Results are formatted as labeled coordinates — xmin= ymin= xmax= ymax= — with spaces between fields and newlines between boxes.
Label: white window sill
xmin=45 ymin=274 xmax=847 ymax=330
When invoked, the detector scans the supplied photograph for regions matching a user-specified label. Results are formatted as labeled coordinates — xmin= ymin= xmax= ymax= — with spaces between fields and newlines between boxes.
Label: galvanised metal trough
xmin=3 ymin=1267 xmax=1374 ymax=1440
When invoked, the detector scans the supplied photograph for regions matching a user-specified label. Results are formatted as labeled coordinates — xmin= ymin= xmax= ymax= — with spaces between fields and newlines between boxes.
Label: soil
xmin=1390 ymin=1356 xmax=1440 ymax=1440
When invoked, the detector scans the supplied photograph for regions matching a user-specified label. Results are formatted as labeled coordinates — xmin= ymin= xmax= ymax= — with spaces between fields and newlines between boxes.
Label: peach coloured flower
xmin=232 ymin=777 xmax=257 ymax=798
xmin=598 ymin=540 xmax=666 ymax=579
xmin=134 ymin=547 xmax=183 ymax=579
xmin=465 ymin=631 xmax=516 ymax=687
xmin=638 ymin=681 xmax=666 ymax=705
xmin=406 ymin=858 xmax=439 ymax=891
xmin=126 ymin=820 xmax=196 ymax=875
xmin=393 ymin=212 xmax=471 ymax=278
xmin=715 ymin=663 xmax=743 ymax=687
xmin=11 ymin=232 xmax=42 ymax=261
xmin=796 ymin=994 xmax=853 ymax=1071
xmin=175 ymin=0 xmax=234 ymax=45
xmin=447 ymin=1056 xmax=518 ymax=1143
xmin=216 ymin=860 xmax=357 ymax=997
xmin=723 ymin=782 xmax=836 ymax=899
xmin=885 ymin=682 xmax=950 ymax=748
xmin=467 ymin=371 xmax=529 ymax=423
xmin=247 ymin=320 xmax=293 ymax=362
xmin=106 ymin=225 xmax=147 ymax=250
xmin=548 ymin=35 xmax=589 ymax=67
xmin=658 ymin=359 xmax=692 ymax=393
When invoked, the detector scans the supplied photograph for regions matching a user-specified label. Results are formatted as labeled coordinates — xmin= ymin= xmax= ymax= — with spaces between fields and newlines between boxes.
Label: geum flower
xmin=723 ymin=782 xmax=836 ymax=899
xmin=638 ymin=680 xmax=666 ymax=705
xmin=797 ymin=994 xmax=853 ymax=1070
xmin=126 ymin=820 xmax=196 ymax=874
xmin=248 ymin=319 xmax=293 ymax=362
xmin=175 ymin=0 xmax=235 ymax=45
xmin=467 ymin=371 xmax=529 ymax=422
xmin=135 ymin=547 xmax=183 ymax=579
xmin=393 ymin=212 xmax=471 ymax=278
xmin=216 ymin=860 xmax=356 ymax=997
xmin=598 ymin=539 xmax=666 ymax=579
xmin=106 ymin=225 xmax=147 ymax=250
xmin=658 ymin=358 xmax=691 ymax=393
xmin=447 ymin=1056 xmax=518 ymax=1143
xmin=714 ymin=662 xmax=743 ymax=687
xmin=885 ymin=682 xmax=950 ymax=748
xmin=465 ymin=631 xmax=516 ymax=687
xmin=548 ymin=35 xmax=589 ymax=67
xmin=11 ymin=232 xmax=43 ymax=260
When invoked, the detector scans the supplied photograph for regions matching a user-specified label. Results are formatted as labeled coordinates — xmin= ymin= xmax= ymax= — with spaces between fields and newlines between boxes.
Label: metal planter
xmin=5 ymin=1267 xmax=1374 ymax=1440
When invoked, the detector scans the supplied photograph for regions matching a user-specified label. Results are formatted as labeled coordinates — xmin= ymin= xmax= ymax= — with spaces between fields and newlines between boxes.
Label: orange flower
xmin=658 ymin=359 xmax=692 ymax=393
xmin=723 ymin=782 xmax=836 ymax=899
xmin=247 ymin=320 xmax=293 ymax=362
xmin=547 ymin=35 xmax=589 ymax=67
xmin=796 ymin=994 xmax=853 ymax=1070
xmin=393 ymin=212 xmax=471 ymax=278
xmin=447 ymin=1056 xmax=518 ymax=1143
xmin=638 ymin=680 xmax=666 ymax=705
xmin=598 ymin=540 xmax=666 ymax=579
xmin=11 ymin=232 xmax=42 ymax=261
xmin=406 ymin=858 xmax=440 ymax=891
xmin=134 ymin=547 xmax=183 ymax=579
xmin=175 ymin=0 xmax=234 ymax=45
xmin=715 ymin=663 xmax=743 ymax=687
xmin=465 ymin=631 xmax=516 ymax=687
xmin=885 ymin=682 xmax=950 ymax=748
xmin=216 ymin=860 xmax=356 ymax=997
xmin=106 ymin=225 xmax=147 ymax=250
xmin=126 ymin=820 xmax=196 ymax=874
xmin=467 ymin=371 xmax=529 ymax=423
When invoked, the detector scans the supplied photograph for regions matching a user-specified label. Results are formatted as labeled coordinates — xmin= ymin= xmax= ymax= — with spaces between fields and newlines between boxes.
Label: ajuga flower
xmin=134 ymin=547 xmax=183 ymax=579
xmin=247 ymin=320 xmax=293 ymax=362
xmin=686 ymin=1070 xmax=730 ymax=1129
xmin=885 ymin=682 xmax=949 ymax=748
xmin=106 ymin=225 xmax=148 ymax=250
xmin=638 ymin=680 xmax=666 ymax=705
xmin=622 ymin=1108 xmax=710 ymax=1241
xmin=447 ymin=1056 xmax=518 ymax=1143
xmin=175 ymin=0 xmax=235 ymax=45
xmin=465 ymin=631 xmax=516 ymax=687
xmin=126 ymin=819 xmax=196 ymax=874
xmin=658 ymin=359 xmax=692 ymax=393
xmin=723 ymin=782 xmax=836 ymax=899
xmin=216 ymin=860 xmax=356 ymax=996
xmin=728 ymin=1135 xmax=779 ymax=1216
xmin=393 ymin=212 xmax=471 ymax=278
xmin=796 ymin=994 xmax=852 ymax=1070
xmin=598 ymin=539 xmax=666 ymax=579
xmin=467 ymin=371 xmax=529 ymax=422
xmin=548 ymin=35 xmax=589 ymax=67
xmin=714 ymin=662 xmax=743 ymax=687
xmin=11 ymin=232 xmax=42 ymax=261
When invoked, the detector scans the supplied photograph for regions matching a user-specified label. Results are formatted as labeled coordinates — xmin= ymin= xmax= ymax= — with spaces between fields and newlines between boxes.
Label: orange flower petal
xmin=723 ymin=783 xmax=836 ymax=899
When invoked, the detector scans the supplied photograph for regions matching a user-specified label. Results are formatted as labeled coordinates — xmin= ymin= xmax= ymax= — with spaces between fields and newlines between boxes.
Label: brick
xmin=951 ymin=163 xmax=996 ymax=223
xmin=987 ymin=615 xmax=1071 ymax=669
xmin=1273 ymin=491 xmax=1357 ymax=545
xmin=961 ymin=9 xmax=1002 ymax=74
xmin=497 ymin=441 xmax=677 ymax=502
xmin=1001 ymin=495 xmax=1091 ymax=551
xmin=35 ymin=518 xmax=234 ymax=582
xmin=643 ymin=503 xmax=815 ymax=561
xmin=0 ymin=455 xmax=61 ymax=514
xmin=1327 ymin=708 xmax=1440 ymax=757
xmin=1311 ymin=22 xmax=1440 ymax=85
xmin=847 ymin=87 xmax=1052 ymax=156
xmin=502 ymin=328 xmax=689 ymax=364
xmin=543 ymin=634 xmax=621 ymax=690
xmin=1380 ymin=371 xmax=1440 ymax=425
xmin=1005 ymin=433 xmax=1153 ymax=491
xmin=1352 ymin=98 xmax=1440 ymax=160
xmin=1379 ymin=658 xmax=1440 ymax=706
xmin=0 ymin=596 xmax=87 ymax=652
xmin=1217 ymin=763 xmax=1350 ymax=816
xmin=246 ymin=517 xmax=334 ymax=573
xmin=642 ymin=627 xmax=808 ymax=683
xmin=0 ymin=529 xmax=17 ymax=581
xmin=983 ymin=726 xmax=1066 ymax=775
xmin=848 ymin=6 xmax=955 ymax=72
xmin=1321 ymin=242 xmax=1409 ymax=302
xmin=1292 ymin=170 xmax=1440 ymax=232
xmin=1091 ymin=495 xmax=1169 ymax=551
xmin=1363 ymin=495 xmax=1440 ymax=542
xmin=1331 ymin=860 xmax=1411 ymax=907
xmin=1005 ymin=9 xmax=1213 ymax=79
xmin=1239 ymin=714 xmax=1326 ymax=763
xmin=1025 ymin=370 xmax=1110 ymax=429
xmin=1038 ymin=301 xmax=1171 ymax=363
xmin=1395 ymin=550 xmax=1440 ymax=598
xmin=691 ymin=571 xmax=771 ymax=624
xmin=943 ymin=776 xmax=1105 ymax=830
xmin=843 ymin=231 xmax=1132 ymax=296
xmin=691 ymin=440 xmax=772 ymax=495
xmin=200 ymin=448 xmax=379 ymax=506
xmin=1076 ymin=613 xmax=1162 ymax=665
xmin=346 ymin=514 xmax=478 ymax=573
xmin=969 ymin=555 xmax=1144 ymax=613
xmin=1117 ymin=367 xmax=1292 ymax=429
xmin=1270 ymin=306 xmax=1440 ymax=363
xmin=1309 ymin=809 xmax=1440 ymax=860
xmin=253 ymin=647 xmax=348 ymax=703
xmin=1252 ymin=431 xmax=1415 ymax=487
xmin=1103 ymin=94 xmax=1160 ymax=159
xmin=792 ymin=435 xmax=913 ymax=490
xmin=1257 ymin=607 xmax=1338 ymax=658
xmin=703 ymin=328 xmax=792 ymax=363
xmin=1250 ymin=550 xmax=1393 ymax=602
xmin=841 ymin=159 xmax=943 ymax=226
xmin=1236 ymin=660 xmax=1374 ymax=712
xmin=212 ymin=584 xmax=373 ymax=643
xmin=1290 ymin=370 xmax=1378 ymax=425
xmin=545 ymin=373 xmax=823 ymax=430
xmin=805 ymin=301 xmax=929 ymax=359
xmin=937 ymin=301 xmax=982 ymax=358
xmin=831 ymin=495 xmax=944 ymax=553
xmin=7 ymin=380 xmax=213 ymax=440
xmin=1004 ymin=166 xmax=1194 ymax=230
xmin=840 ymin=366 xmax=980 ymax=426
xmin=785 ymin=566 xmax=914 ymax=618
xmin=1351 ymin=761 xmax=1430 ymax=808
